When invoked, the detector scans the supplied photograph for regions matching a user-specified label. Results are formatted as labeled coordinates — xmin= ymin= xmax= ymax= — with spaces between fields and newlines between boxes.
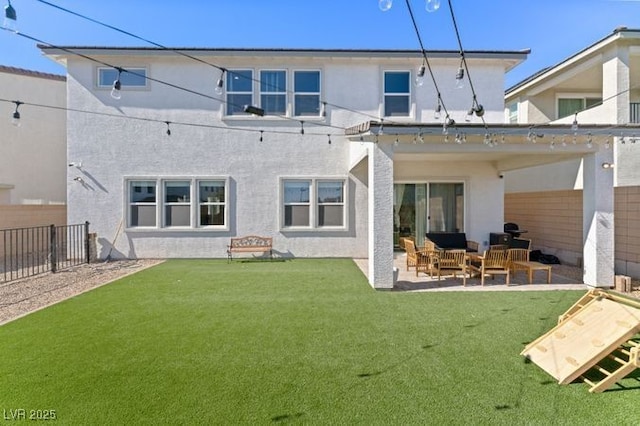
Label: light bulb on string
xmin=425 ymin=0 xmax=440 ymax=12
xmin=415 ymin=64 xmax=426 ymax=87
xmin=3 ymin=0 xmax=16 ymax=31
xmin=378 ymin=0 xmax=392 ymax=11
xmin=111 ymin=68 xmax=123 ymax=100
xmin=165 ymin=121 xmax=171 ymax=136
xmin=571 ymin=113 xmax=579 ymax=133
xmin=455 ymin=62 xmax=465 ymax=89
xmin=11 ymin=100 xmax=21 ymax=127
xmin=259 ymin=130 xmax=264 ymax=142
xmin=214 ymin=69 xmax=225 ymax=95
xmin=434 ymin=99 xmax=442 ymax=120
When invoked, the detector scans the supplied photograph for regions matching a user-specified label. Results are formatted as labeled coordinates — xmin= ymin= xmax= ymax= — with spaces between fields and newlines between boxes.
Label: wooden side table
xmin=512 ymin=261 xmax=552 ymax=284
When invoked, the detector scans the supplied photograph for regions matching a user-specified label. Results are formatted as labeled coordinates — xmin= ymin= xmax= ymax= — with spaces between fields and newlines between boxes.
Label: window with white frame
xmin=508 ymin=102 xmax=518 ymax=123
xmin=226 ymin=69 xmax=253 ymax=115
xmin=198 ymin=180 xmax=226 ymax=226
xmin=384 ymin=71 xmax=410 ymax=117
xmin=294 ymin=70 xmax=321 ymax=116
xmin=164 ymin=180 xmax=191 ymax=227
xmin=260 ymin=70 xmax=286 ymax=114
xmin=282 ymin=178 xmax=346 ymax=229
xmin=557 ymin=96 xmax=602 ymax=119
xmin=126 ymin=178 xmax=228 ymax=229
xmin=129 ymin=180 xmax=157 ymax=227
xmin=98 ymin=67 xmax=147 ymax=88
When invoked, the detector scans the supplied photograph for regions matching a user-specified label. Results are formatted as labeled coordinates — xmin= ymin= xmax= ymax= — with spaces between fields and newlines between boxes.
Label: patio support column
xmin=368 ymin=142 xmax=394 ymax=289
xmin=582 ymin=150 xmax=615 ymax=287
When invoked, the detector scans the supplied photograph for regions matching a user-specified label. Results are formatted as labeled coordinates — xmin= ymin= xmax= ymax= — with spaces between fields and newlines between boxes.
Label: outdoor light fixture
xmin=259 ymin=130 xmax=264 ymax=142
xmin=425 ymin=0 xmax=440 ymax=12
xmin=473 ymin=104 xmax=484 ymax=117
xmin=243 ymin=105 xmax=265 ymax=116
xmin=602 ymin=162 xmax=614 ymax=169
xmin=3 ymin=0 xmax=16 ymax=31
xmin=11 ymin=100 xmax=21 ymax=127
xmin=68 ymin=162 xmax=83 ymax=168
xmin=571 ymin=113 xmax=579 ymax=133
xmin=378 ymin=0 xmax=392 ymax=11
xmin=415 ymin=64 xmax=426 ymax=87
xmin=111 ymin=68 xmax=123 ymax=100
xmin=320 ymin=101 xmax=327 ymax=117
xmin=214 ymin=69 xmax=225 ymax=95
xmin=300 ymin=121 xmax=305 ymax=135
xmin=165 ymin=121 xmax=171 ymax=136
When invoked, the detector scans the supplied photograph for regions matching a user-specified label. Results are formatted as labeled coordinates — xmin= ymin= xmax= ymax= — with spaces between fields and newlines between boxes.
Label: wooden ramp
xmin=521 ymin=290 xmax=640 ymax=393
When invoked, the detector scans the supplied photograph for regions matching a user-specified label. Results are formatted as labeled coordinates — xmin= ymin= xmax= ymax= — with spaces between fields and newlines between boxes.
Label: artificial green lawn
xmin=1 ymin=259 xmax=638 ymax=424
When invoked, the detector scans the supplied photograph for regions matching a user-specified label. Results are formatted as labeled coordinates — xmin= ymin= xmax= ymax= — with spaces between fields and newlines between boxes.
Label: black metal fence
xmin=1 ymin=222 xmax=90 ymax=283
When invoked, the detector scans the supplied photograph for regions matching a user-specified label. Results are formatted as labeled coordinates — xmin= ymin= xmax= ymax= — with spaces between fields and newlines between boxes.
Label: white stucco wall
xmin=0 ymin=69 xmax=66 ymax=205
xmin=61 ymin=51 xmax=519 ymax=261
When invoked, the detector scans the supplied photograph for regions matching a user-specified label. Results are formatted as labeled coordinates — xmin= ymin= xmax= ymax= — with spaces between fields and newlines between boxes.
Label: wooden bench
xmin=227 ymin=235 xmax=273 ymax=262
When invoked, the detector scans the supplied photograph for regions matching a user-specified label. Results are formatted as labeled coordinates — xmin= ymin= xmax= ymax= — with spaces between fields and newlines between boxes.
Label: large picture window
xmin=126 ymin=178 xmax=227 ymax=230
xmin=557 ymin=96 xmax=601 ymax=119
xmin=226 ymin=69 xmax=253 ymax=115
xmin=282 ymin=178 xmax=346 ymax=229
xmin=294 ymin=70 xmax=321 ymax=116
xmin=384 ymin=71 xmax=410 ymax=117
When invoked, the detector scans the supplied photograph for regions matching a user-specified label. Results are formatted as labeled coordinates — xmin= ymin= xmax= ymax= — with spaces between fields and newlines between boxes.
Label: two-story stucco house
xmin=505 ymin=27 xmax=640 ymax=279
xmin=41 ymin=45 xmax=634 ymax=288
xmin=0 ymin=65 xmax=66 ymax=228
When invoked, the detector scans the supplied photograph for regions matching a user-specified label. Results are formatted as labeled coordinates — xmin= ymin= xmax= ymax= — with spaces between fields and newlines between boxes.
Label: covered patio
xmin=348 ymin=122 xmax=640 ymax=289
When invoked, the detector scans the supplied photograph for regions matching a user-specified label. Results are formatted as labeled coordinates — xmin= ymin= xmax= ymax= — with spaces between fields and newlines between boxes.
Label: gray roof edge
xmin=38 ymin=45 xmax=530 ymax=59
xmin=0 ymin=64 xmax=65 ymax=81
xmin=505 ymin=27 xmax=640 ymax=96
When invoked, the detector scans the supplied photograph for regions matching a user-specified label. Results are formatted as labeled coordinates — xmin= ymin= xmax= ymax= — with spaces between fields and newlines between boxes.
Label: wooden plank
xmin=521 ymin=298 xmax=640 ymax=385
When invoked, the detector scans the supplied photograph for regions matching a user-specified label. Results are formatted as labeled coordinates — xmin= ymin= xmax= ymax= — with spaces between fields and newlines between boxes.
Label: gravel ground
xmin=0 ymin=260 xmax=637 ymax=326
xmin=0 ymin=259 xmax=164 ymax=325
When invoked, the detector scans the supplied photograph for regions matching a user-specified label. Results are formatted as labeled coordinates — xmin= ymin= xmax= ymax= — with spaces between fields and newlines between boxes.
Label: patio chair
xmin=468 ymin=248 xmax=510 ymax=286
xmin=433 ymin=249 xmax=468 ymax=285
xmin=406 ymin=240 xmax=435 ymax=277
xmin=507 ymin=248 xmax=530 ymax=276
xmin=416 ymin=240 xmax=437 ymax=277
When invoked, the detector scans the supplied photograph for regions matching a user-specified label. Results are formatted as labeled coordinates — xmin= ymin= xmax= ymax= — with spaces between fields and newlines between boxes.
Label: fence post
xmin=50 ymin=224 xmax=57 ymax=273
xmin=84 ymin=221 xmax=90 ymax=264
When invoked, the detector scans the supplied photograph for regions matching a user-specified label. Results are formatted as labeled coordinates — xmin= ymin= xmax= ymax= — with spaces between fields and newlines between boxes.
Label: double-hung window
xmin=226 ymin=69 xmax=253 ymax=115
xmin=384 ymin=71 xmax=410 ymax=117
xmin=164 ymin=181 xmax=191 ymax=227
xmin=282 ymin=178 xmax=346 ymax=229
xmin=98 ymin=67 xmax=147 ymax=89
xmin=129 ymin=180 xmax=157 ymax=227
xmin=127 ymin=178 xmax=228 ymax=229
xmin=260 ymin=70 xmax=286 ymax=114
xmin=294 ymin=70 xmax=321 ymax=116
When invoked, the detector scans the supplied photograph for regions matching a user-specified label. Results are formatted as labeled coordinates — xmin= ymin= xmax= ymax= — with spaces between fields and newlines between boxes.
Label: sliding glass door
xmin=393 ymin=182 xmax=464 ymax=247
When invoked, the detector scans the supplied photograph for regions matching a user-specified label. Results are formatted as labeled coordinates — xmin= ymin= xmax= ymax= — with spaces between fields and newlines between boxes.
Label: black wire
xmin=34 ymin=0 xmax=393 ymax=126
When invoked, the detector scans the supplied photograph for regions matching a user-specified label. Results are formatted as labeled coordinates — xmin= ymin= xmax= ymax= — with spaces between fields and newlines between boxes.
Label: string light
xmin=379 ymin=0 xmax=393 ymax=11
xmin=415 ymin=63 xmax=426 ymax=87
xmin=165 ymin=121 xmax=171 ymax=136
xmin=571 ymin=112 xmax=579 ymax=133
xmin=434 ymin=98 xmax=442 ymax=120
xmin=455 ymin=59 xmax=465 ymax=89
xmin=110 ymin=67 xmax=122 ymax=100
xmin=214 ymin=69 xmax=225 ymax=95
xmin=320 ymin=101 xmax=327 ymax=117
xmin=586 ymin=133 xmax=593 ymax=149
xmin=11 ymin=100 xmax=21 ymax=126
xmin=327 ymin=134 xmax=332 ymax=145
xmin=425 ymin=0 xmax=441 ymax=12
xmin=300 ymin=121 xmax=305 ymax=135
xmin=3 ymin=0 xmax=16 ymax=31
xmin=259 ymin=130 xmax=264 ymax=142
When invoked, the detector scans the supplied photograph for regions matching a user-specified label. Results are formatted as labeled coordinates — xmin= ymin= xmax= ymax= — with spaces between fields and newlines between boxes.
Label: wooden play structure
xmin=521 ymin=289 xmax=640 ymax=393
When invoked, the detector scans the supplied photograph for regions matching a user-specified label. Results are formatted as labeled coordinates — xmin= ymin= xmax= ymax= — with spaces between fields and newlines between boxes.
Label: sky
xmin=2 ymin=0 xmax=640 ymax=88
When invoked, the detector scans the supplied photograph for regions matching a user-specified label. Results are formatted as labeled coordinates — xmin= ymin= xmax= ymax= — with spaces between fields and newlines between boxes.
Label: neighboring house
xmin=505 ymin=27 xmax=640 ymax=278
xmin=40 ymin=45 xmax=632 ymax=288
xmin=0 ymin=65 xmax=67 ymax=229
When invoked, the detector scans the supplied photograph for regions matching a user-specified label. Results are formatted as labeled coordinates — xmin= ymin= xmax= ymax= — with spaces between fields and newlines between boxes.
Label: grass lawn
xmin=1 ymin=259 xmax=638 ymax=424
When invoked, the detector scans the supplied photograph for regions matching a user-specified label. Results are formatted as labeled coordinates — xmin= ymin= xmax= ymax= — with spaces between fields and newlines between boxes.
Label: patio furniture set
xmin=402 ymin=233 xmax=552 ymax=286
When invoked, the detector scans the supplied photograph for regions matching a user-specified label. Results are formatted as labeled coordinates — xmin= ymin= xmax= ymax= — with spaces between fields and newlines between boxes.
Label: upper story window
xmin=508 ymin=103 xmax=518 ymax=123
xmin=557 ymin=96 xmax=602 ymax=119
xmin=260 ymin=70 xmax=287 ymax=115
xmin=384 ymin=71 xmax=410 ymax=117
xmin=294 ymin=70 xmax=321 ymax=116
xmin=98 ymin=67 xmax=147 ymax=88
xmin=282 ymin=178 xmax=346 ymax=230
xmin=226 ymin=69 xmax=254 ymax=116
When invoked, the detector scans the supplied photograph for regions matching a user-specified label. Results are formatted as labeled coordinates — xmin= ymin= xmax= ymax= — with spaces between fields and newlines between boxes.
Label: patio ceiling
xmin=346 ymin=122 xmax=640 ymax=171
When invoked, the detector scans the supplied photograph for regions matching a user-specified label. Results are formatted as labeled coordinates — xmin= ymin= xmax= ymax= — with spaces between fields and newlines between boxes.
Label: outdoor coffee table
xmin=512 ymin=261 xmax=552 ymax=284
